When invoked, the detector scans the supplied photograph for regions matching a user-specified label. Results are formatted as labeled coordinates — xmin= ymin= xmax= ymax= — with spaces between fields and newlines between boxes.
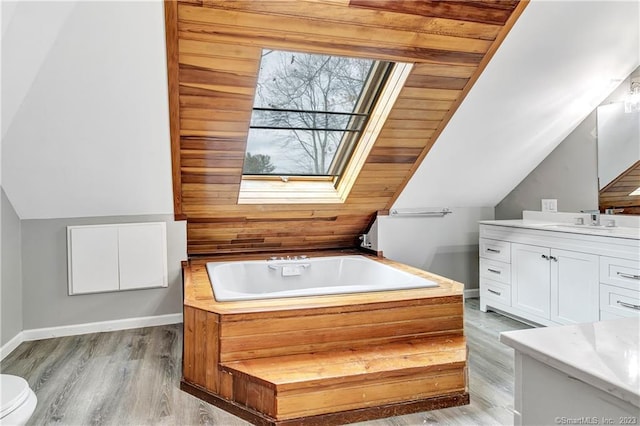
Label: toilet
xmin=0 ymin=375 xmax=37 ymax=425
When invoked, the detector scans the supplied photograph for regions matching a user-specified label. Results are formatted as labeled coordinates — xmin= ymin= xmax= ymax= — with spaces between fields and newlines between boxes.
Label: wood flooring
xmin=0 ymin=298 xmax=530 ymax=425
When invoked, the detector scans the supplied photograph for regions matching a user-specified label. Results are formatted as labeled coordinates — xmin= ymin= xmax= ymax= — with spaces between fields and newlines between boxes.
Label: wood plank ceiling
xmin=164 ymin=0 xmax=528 ymax=255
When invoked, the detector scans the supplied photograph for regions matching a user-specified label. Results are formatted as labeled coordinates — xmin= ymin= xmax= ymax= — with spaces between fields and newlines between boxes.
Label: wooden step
xmin=220 ymin=335 xmax=468 ymax=421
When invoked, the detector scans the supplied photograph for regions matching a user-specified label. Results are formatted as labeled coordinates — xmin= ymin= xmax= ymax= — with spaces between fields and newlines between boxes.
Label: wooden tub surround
xmin=181 ymin=251 xmax=469 ymax=425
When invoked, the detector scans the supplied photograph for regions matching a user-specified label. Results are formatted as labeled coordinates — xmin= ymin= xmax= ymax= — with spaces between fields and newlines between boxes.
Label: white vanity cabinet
xmin=495 ymin=242 xmax=598 ymax=325
xmin=599 ymin=256 xmax=640 ymax=318
xmin=480 ymin=221 xmax=638 ymax=326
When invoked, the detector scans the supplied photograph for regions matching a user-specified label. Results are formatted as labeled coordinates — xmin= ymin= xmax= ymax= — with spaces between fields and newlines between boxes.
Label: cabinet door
xmin=68 ymin=226 xmax=120 ymax=295
xmin=550 ymin=249 xmax=599 ymax=325
xmin=512 ymin=243 xmax=550 ymax=319
xmin=118 ymin=223 xmax=168 ymax=290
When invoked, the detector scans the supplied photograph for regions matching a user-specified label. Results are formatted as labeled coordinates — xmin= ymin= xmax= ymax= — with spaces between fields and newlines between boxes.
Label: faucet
xmin=605 ymin=208 xmax=624 ymax=215
xmin=267 ymin=255 xmax=309 ymax=262
xmin=359 ymin=234 xmax=372 ymax=248
xmin=581 ymin=210 xmax=600 ymax=226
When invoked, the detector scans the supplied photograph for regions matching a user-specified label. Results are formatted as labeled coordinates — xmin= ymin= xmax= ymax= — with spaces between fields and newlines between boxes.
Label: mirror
xmin=597 ymin=86 xmax=640 ymax=215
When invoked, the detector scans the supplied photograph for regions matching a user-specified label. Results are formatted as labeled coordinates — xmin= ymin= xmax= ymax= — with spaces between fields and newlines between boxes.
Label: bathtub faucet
xmin=267 ymin=257 xmax=311 ymax=273
xmin=268 ymin=255 xmax=308 ymax=261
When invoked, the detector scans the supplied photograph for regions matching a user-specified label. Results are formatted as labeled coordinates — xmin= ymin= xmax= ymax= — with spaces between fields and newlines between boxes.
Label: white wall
xmin=0 ymin=2 xmax=183 ymax=354
xmin=496 ymin=69 xmax=639 ymax=219
xmin=1 ymin=1 xmax=173 ymax=219
xmin=21 ymin=215 xmax=185 ymax=330
xmin=495 ymin=108 xmax=599 ymax=219
xmin=395 ymin=0 xmax=639 ymax=209
xmin=1 ymin=1 xmax=75 ymax=139
xmin=369 ymin=207 xmax=494 ymax=292
xmin=1 ymin=189 xmax=22 ymax=347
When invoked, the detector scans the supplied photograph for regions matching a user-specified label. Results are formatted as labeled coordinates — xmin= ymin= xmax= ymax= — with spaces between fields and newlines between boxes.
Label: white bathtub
xmin=206 ymin=255 xmax=438 ymax=301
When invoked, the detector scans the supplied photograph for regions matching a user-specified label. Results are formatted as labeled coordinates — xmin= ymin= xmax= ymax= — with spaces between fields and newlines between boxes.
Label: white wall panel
xmin=67 ymin=226 xmax=119 ymax=294
xmin=67 ymin=222 xmax=168 ymax=295
xmin=118 ymin=223 xmax=167 ymax=290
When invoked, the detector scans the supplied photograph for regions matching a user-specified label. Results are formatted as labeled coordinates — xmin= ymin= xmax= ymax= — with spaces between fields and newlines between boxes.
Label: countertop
xmin=479 ymin=219 xmax=640 ymax=240
xmin=500 ymin=317 xmax=640 ymax=408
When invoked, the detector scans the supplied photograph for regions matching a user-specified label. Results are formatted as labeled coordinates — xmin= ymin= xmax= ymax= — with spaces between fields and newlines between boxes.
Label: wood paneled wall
xmin=181 ymin=254 xmax=468 ymax=423
xmin=164 ymin=0 xmax=528 ymax=255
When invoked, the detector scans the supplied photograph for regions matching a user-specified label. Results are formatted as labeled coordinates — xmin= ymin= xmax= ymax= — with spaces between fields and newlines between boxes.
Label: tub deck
xmin=182 ymin=250 xmax=469 ymax=425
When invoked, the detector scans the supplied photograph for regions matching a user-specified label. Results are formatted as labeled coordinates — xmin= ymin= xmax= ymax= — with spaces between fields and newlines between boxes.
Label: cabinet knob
xmin=541 ymin=254 xmax=549 ymax=260
xmin=549 ymin=256 xmax=558 ymax=262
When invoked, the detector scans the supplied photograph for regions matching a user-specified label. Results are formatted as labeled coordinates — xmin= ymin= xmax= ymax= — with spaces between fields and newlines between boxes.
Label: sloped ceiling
xmin=1 ymin=1 xmax=75 ymax=140
xmin=1 ymin=1 xmax=174 ymax=219
xmin=166 ymin=0 xmax=527 ymax=254
xmin=1 ymin=0 xmax=638 ymax=241
xmin=394 ymin=0 xmax=640 ymax=209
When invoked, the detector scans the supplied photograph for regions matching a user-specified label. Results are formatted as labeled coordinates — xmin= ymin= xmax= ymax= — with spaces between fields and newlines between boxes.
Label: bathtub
xmin=206 ymin=255 xmax=438 ymax=301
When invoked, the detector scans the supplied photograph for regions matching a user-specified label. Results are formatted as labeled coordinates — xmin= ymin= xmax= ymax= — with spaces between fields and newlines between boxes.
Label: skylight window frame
xmin=238 ymin=55 xmax=414 ymax=205
xmin=328 ymin=60 xmax=394 ymax=182
xmin=242 ymin=49 xmax=394 ymax=180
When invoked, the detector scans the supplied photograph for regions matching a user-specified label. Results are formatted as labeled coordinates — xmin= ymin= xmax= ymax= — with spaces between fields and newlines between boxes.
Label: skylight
xmin=243 ymin=49 xmax=392 ymax=177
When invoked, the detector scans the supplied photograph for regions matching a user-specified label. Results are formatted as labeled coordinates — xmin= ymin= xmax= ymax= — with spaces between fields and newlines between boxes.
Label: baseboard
xmin=23 ymin=313 xmax=184 ymax=341
xmin=1 ymin=332 xmax=26 ymax=361
xmin=464 ymin=288 xmax=479 ymax=299
xmin=1 ymin=313 xmax=183 ymax=361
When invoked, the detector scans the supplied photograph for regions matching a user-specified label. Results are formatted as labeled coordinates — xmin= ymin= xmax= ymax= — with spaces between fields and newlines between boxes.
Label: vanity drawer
xmin=480 ymin=258 xmax=511 ymax=285
xmin=480 ymin=238 xmax=511 ymax=263
xmin=480 ymin=279 xmax=511 ymax=306
xmin=599 ymin=256 xmax=640 ymax=291
xmin=599 ymin=284 xmax=640 ymax=318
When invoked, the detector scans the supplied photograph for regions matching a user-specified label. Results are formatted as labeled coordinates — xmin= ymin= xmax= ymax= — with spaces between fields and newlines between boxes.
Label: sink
xmin=541 ymin=224 xmax=613 ymax=232
xmin=536 ymin=223 xmax=639 ymax=238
